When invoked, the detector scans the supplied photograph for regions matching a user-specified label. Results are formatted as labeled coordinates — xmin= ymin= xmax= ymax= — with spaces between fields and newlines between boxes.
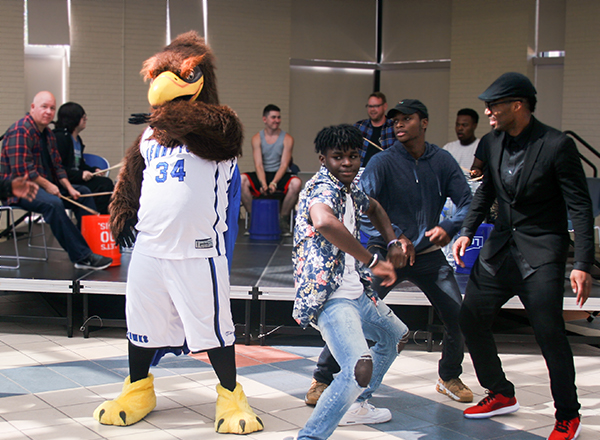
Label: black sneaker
xmin=74 ymin=253 xmax=113 ymax=270
xmin=280 ymin=217 xmax=292 ymax=237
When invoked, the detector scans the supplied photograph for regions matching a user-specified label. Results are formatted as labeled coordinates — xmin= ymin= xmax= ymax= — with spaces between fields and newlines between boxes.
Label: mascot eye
xmin=183 ymin=65 xmax=203 ymax=84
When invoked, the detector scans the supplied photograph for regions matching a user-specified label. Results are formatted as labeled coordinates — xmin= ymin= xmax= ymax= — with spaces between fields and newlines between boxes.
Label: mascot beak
xmin=148 ymin=70 xmax=204 ymax=107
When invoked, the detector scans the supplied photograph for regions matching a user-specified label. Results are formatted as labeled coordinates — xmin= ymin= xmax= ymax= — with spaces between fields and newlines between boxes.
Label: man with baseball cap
xmin=454 ymin=72 xmax=593 ymax=439
xmin=304 ymin=99 xmax=474 ymax=413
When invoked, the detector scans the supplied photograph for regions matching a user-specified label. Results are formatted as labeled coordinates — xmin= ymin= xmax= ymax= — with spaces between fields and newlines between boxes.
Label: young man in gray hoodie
xmin=306 ymin=99 xmax=474 ymax=411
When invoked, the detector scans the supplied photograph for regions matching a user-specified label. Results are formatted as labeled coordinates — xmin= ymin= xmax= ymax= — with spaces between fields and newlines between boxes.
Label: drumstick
xmin=77 ymin=191 xmax=113 ymax=198
xmin=91 ymin=162 xmax=123 ymax=176
xmin=363 ymin=137 xmax=384 ymax=151
xmin=468 ymin=175 xmax=483 ymax=182
xmin=58 ymin=194 xmax=100 ymax=215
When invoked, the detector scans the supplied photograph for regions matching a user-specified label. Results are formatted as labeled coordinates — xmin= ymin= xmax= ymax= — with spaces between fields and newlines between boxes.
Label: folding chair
xmin=83 ymin=153 xmax=110 ymax=176
xmin=0 ymin=206 xmax=49 ymax=269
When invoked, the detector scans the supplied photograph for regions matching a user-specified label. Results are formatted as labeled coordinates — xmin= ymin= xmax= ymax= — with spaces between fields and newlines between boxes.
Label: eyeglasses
xmin=485 ymin=99 xmax=522 ymax=111
xmin=366 ymin=104 xmax=384 ymax=109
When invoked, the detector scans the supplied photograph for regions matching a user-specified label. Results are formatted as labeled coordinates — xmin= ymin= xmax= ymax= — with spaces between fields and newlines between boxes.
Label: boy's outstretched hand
xmin=372 ymin=259 xmax=397 ymax=287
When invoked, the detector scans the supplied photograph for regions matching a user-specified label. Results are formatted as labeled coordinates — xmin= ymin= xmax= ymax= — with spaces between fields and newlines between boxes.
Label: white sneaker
xmin=338 ymin=400 xmax=391 ymax=426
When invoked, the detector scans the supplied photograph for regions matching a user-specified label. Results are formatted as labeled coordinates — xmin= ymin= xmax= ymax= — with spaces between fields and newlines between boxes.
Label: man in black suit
xmin=453 ymin=72 xmax=593 ymax=440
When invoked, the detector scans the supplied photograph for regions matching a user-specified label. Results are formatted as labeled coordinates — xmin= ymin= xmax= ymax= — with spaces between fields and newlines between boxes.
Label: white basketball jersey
xmin=134 ymin=127 xmax=236 ymax=259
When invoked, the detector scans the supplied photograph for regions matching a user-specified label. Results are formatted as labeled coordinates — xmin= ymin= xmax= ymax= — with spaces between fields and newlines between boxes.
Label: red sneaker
xmin=463 ymin=392 xmax=519 ymax=419
xmin=547 ymin=416 xmax=581 ymax=440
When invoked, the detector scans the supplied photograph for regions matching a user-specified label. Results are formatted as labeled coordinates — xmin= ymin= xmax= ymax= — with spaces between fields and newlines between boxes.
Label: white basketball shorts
xmin=125 ymin=251 xmax=235 ymax=351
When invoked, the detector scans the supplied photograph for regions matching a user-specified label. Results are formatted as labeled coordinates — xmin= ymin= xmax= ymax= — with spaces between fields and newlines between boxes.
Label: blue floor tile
xmin=2 ymin=366 xmax=80 ymax=393
xmin=442 ymin=418 xmax=524 ymax=440
xmin=387 ymin=424 xmax=478 ymax=440
xmin=48 ymin=360 xmax=124 ymax=387
xmin=376 ymin=410 xmax=434 ymax=431
xmin=92 ymin=357 xmax=129 ymax=373
xmin=0 ymin=374 xmax=28 ymax=396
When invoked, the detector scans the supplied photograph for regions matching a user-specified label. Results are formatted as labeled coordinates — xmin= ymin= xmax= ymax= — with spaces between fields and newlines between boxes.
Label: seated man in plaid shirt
xmin=354 ymin=92 xmax=396 ymax=167
xmin=0 ymin=91 xmax=111 ymax=270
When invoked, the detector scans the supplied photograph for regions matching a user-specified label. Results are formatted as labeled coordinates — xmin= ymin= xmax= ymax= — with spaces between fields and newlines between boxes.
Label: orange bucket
xmin=81 ymin=214 xmax=121 ymax=267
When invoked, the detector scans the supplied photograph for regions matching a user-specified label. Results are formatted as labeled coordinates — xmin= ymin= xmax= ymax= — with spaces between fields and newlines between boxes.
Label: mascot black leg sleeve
xmin=208 ymin=345 xmax=236 ymax=391
xmin=129 ymin=341 xmax=157 ymax=383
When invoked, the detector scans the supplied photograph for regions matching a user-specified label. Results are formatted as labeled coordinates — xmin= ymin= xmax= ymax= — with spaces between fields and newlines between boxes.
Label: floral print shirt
xmin=292 ymin=165 xmax=373 ymax=328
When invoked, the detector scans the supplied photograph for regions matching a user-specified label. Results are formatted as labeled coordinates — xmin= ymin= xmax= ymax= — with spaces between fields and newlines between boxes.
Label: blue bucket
xmin=249 ymin=198 xmax=281 ymax=240
xmin=455 ymin=223 xmax=493 ymax=274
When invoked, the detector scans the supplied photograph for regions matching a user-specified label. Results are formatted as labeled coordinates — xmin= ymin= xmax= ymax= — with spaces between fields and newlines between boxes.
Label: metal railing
xmin=565 ymin=130 xmax=600 ymax=177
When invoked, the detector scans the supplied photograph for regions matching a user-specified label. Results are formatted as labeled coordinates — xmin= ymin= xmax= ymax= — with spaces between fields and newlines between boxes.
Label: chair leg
xmin=27 ymin=213 xmax=61 ymax=255
xmin=0 ymin=208 xmax=21 ymax=269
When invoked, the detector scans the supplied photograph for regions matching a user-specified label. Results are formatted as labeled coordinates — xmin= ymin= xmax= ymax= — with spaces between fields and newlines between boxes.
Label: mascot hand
xmin=128 ymin=113 xmax=150 ymax=125
xmin=117 ymin=218 xmax=138 ymax=248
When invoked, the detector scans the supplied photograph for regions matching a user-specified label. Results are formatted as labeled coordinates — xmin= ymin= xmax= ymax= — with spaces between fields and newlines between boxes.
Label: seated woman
xmin=54 ymin=102 xmax=114 ymax=214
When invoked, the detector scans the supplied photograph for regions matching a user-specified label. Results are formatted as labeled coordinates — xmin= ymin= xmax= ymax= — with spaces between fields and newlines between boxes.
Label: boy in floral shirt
xmin=291 ymin=124 xmax=408 ymax=440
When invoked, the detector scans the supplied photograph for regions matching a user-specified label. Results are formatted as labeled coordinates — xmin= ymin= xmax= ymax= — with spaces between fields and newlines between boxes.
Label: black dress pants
xmin=459 ymin=255 xmax=580 ymax=421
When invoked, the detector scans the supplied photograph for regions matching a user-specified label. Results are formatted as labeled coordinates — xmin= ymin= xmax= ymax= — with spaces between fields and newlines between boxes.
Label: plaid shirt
xmin=292 ymin=165 xmax=373 ymax=329
xmin=1 ymin=113 xmax=66 ymax=204
xmin=354 ymin=118 xmax=396 ymax=165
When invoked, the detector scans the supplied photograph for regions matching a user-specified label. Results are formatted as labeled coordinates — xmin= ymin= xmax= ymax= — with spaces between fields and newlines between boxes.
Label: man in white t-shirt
xmin=442 ymin=108 xmax=480 ymax=172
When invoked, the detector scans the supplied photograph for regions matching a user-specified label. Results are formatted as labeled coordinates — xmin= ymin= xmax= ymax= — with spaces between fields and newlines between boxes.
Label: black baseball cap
xmin=387 ymin=99 xmax=428 ymax=119
xmin=478 ymin=72 xmax=537 ymax=101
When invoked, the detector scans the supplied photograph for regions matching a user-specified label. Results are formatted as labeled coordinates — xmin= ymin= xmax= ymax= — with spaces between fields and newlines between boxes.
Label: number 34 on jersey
xmin=155 ymin=159 xmax=186 ymax=183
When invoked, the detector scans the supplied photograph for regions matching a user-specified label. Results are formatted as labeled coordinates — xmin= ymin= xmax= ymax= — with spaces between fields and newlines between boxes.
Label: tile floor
xmin=0 ymin=320 xmax=598 ymax=440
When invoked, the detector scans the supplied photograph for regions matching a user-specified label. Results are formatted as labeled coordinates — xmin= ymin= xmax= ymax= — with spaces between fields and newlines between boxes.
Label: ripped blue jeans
xmin=298 ymin=293 xmax=408 ymax=440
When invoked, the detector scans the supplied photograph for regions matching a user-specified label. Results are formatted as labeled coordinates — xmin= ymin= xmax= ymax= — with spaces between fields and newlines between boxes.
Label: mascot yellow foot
xmin=215 ymin=382 xmax=264 ymax=434
xmin=93 ymin=374 xmax=156 ymax=426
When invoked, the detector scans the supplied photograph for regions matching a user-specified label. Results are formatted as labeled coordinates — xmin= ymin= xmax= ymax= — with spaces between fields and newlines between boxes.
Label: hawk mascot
xmin=93 ymin=31 xmax=263 ymax=434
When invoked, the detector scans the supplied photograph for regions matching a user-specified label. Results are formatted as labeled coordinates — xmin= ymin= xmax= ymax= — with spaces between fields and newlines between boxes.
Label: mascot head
xmin=141 ymin=31 xmax=219 ymax=107
xmin=139 ymin=31 xmax=243 ymax=162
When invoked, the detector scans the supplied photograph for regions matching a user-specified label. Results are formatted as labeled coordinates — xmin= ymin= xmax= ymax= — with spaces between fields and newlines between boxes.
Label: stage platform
xmin=1 ymin=222 xmax=600 ymax=346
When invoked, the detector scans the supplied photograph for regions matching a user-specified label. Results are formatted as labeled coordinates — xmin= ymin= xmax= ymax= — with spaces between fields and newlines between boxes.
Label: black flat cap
xmin=387 ymin=99 xmax=428 ymax=119
xmin=478 ymin=72 xmax=537 ymax=101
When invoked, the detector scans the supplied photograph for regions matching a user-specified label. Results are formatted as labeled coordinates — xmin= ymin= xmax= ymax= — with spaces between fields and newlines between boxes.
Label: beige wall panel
xmin=25 ymin=54 xmax=64 ymax=108
xmin=290 ymin=67 xmax=376 ymax=173
xmin=208 ymin=0 xmax=291 ymax=174
xmin=380 ymin=67 xmax=450 ymax=148
xmin=448 ymin=0 xmax=535 ymax=143
xmin=563 ymin=0 xmax=600 ymax=175
xmin=538 ymin=0 xmax=566 ymax=52
xmin=70 ymin=0 xmax=126 ymax=167
xmin=291 ymin=0 xmax=376 ymax=62
xmin=124 ymin=1 xmax=167 ymax=155
xmin=382 ymin=0 xmax=451 ymax=62
xmin=535 ymin=64 xmax=564 ymax=131
xmin=169 ymin=0 xmax=204 ymax=40
xmin=70 ymin=0 xmax=164 ymax=167
xmin=28 ymin=0 xmax=69 ymax=45
xmin=0 ymin=0 xmax=25 ymax=131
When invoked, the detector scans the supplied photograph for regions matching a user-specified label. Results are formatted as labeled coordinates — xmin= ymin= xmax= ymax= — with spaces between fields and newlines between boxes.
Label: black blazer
xmin=461 ymin=116 xmax=594 ymax=270
xmin=53 ymin=128 xmax=96 ymax=184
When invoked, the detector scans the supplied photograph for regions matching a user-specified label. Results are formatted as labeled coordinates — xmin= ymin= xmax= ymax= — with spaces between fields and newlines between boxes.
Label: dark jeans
xmin=80 ymin=176 xmax=114 ymax=214
xmin=460 ymin=256 xmax=580 ymax=421
xmin=314 ymin=249 xmax=464 ymax=384
xmin=13 ymin=186 xmax=94 ymax=263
